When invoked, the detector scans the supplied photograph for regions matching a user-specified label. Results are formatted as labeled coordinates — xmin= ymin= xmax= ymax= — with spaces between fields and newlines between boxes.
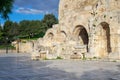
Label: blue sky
xmin=0 ymin=0 xmax=59 ymax=25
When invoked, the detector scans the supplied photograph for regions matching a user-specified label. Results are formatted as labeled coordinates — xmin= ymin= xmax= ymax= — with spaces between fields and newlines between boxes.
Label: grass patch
xmin=82 ymin=57 xmax=87 ymax=60
xmin=0 ymin=45 xmax=15 ymax=49
xmin=56 ymin=56 xmax=63 ymax=60
xmin=112 ymin=60 xmax=117 ymax=62
xmin=43 ymin=57 xmax=49 ymax=60
xmin=93 ymin=56 xmax=97 ymax=59
xmin=43 ymin=56 xmax=63 ymax=60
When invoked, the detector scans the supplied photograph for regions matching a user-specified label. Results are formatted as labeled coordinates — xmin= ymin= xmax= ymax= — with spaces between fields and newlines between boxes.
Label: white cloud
xmin=14 ymin=0 xmax=59 ymax=15
xmin=16 ymin=7 xmax=44 ymax=14
xmin=0 ymin=23 xmax=4 ymax=27
xmin=14 ymin=0 xmax=59 ymax=11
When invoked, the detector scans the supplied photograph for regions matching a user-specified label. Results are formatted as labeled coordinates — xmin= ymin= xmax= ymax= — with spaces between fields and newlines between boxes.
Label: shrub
xmin=56 ymin=56 xmax=63 ymax=59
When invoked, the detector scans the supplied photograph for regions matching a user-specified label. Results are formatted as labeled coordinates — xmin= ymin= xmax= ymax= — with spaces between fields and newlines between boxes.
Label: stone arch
xmin=47 ymin=32 xmax=54 ymax=40
xmin=73 ymin=25 xmax=89 ymax=52
xmin=44 ymin=28 xmax=56 ymax=39
xmin=73 ymin=25 xmax=89 ymax=45
xmin=59 ymin=31 xmax=67 ymax=42
xmin=61 ymin=31 xmax=67 ymax=38
xmin=95 ymin=22 xmax=111 ymax=57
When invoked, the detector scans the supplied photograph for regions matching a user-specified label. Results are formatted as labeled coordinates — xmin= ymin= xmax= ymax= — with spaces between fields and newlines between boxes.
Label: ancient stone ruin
xmin=31 ymin=0 xmax=120 ymax=59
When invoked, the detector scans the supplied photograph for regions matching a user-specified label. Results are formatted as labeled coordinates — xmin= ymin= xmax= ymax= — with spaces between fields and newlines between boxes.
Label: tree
xmin=3 ymin=21 xmax=9 ymax=39
xmin=42 ymin=14 xmax=58 ymax=31
xmin=1 ymin=14 xmax=58 ymax=40
xmin=0 ymin=25 xmax=3 ymax=40
xmin=19 ymin=20 xmax=33 ymax=37
xmin=19 ymin=20 xmax=42 ymax=38
xmin=0 ymin=25 xmax=4 ymax=44
xmin=8 ymin=22 xmax=20 ymax=37
xmin=3 ymin=20 xmax=13 ymax=37
xmin=0 ymin=0 xmax=14 ymax=19
xmin=3 ymin=20 xmax=19 ymax=41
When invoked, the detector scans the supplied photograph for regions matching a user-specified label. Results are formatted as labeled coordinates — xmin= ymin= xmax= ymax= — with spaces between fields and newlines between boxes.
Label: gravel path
xmin=0 ymin=53 xmax=120 ymax=80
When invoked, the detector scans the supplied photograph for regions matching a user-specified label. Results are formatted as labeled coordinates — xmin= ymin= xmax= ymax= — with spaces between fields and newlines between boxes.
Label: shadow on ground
xmin=0 ymin=56 xmax=79 ymax=80
xmin=79 ymin=64 xmax=120 ymax=80
xmin=0 ymin=55 xmax=120 ymax=80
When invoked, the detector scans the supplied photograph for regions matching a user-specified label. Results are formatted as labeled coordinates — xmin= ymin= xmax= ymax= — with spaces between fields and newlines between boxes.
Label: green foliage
xmin=93 ymin=56 xmax=97 ymax=59
xmin=62 ymin=48 xmax=65 ymax=51
xmin=104 ymin=15 xmax=106 ymax=18
xmin=18 ymin=14 xmax=58 ymax=39
xmin=0 ymin=26 xmax=3 ymax=40
xmin=3 ymin=20 xmax=20 ymax=41
xmin=42 ymin=14 xmax=58 ymax=31
xmin=0 ymin=0 xmax=14 ymax=19
xmin=0 ymin=14 xmax=58 ymax=44
xmin=43 ymin=56 xmax=63 ymax=60
xmin=112 ymin=60 xmax=117 ymax=62
xmin=43 ymin=57 xmax=49 ymax=60
xmin=82 ymin=57 xmax=87 ymax=60
xmin=19 ymin=20 xmax=43 ymax=38
xmin=56 ymin=56 xmax=63 ymax=59
xmin=0 ymin=44 xmax=15 ymax=49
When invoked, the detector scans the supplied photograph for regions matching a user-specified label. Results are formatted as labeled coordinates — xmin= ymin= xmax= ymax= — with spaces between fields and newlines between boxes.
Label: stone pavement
xmin=0 ymin=53 xmax=120 ymax=80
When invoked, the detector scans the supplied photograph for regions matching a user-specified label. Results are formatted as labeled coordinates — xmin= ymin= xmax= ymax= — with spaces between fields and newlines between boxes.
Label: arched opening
xmin=60 ymin=31 xmax=67 ymax=42
xmin=96 ymin=22 xmax=111 ymax=57
xmin=47 ymin=32 xmax=54 ymax=40
xmin=73 ymin=25 xmax=89 ymax=52
xmin=101 ymin=22 xmax=111 ymax=53
xmin=79 ymin=28 xmax=89 ymax=45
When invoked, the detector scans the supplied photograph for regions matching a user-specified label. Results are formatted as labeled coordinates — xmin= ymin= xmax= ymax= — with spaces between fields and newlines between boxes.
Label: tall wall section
xmin=39 ymin=0 xmax=120 ymax=59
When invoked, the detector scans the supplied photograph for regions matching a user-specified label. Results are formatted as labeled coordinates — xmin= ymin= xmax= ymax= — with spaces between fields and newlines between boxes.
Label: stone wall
xmin=12 ymin=40 xmax=34 ymax=53
xmin=34 ymin=0 xmax=120 ymax=59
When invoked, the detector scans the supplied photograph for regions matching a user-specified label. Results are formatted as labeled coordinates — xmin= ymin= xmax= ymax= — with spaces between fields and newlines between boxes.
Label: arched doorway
xmin=96 ymin=22 xmax=111 ymax=57
xmin=73 ymin=25 xmax=89 ymax=52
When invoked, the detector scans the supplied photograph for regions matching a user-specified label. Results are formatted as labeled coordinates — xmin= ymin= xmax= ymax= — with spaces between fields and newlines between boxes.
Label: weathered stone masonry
xmin=34 ymin=0 xmax=120 ymax=59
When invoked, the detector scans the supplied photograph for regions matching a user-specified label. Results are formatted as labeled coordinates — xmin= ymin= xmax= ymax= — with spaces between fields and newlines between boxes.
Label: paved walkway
xmin=0 ymin=53 xmax=120 ymax=80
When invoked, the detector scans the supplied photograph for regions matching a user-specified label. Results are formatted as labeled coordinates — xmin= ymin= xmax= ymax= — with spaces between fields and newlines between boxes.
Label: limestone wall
xmin=12 ymin=40 xmax=35 ymax=53
xmin=19 ymin=41 xmax=34 ymax=53
xmin=37 ymin=0 xmax=120 ymax=59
